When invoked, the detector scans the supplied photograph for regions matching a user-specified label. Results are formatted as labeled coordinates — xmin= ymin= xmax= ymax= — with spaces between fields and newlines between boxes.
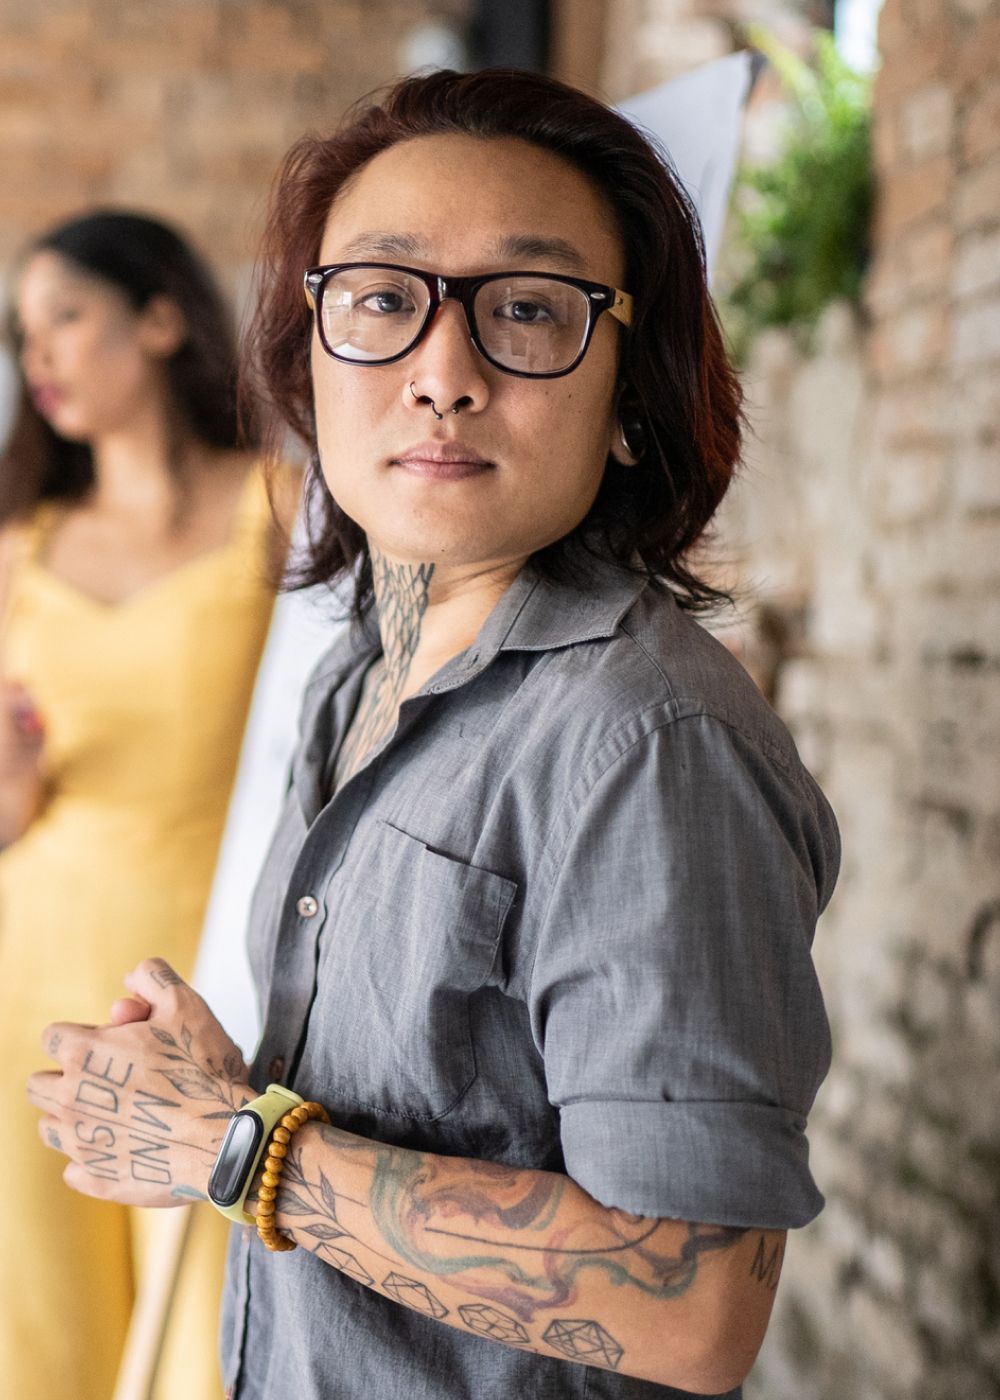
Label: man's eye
xmin=359 ymin=290 xmax=413 ymax=314
xmin=496 ymin=300 xmax=553 ymax=324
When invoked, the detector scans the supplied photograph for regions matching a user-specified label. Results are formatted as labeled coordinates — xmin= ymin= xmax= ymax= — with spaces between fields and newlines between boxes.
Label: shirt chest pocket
xmin=307 ymin=820 xmax=518 ymax=1121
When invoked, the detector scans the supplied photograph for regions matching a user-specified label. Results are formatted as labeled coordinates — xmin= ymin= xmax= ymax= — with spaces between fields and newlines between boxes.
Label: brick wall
xmin=0 ymin=0 xmax=468 ymax=299
xmin=712 ymin=3 xmax=1000 ymax=1395
xmin=592 ymin=0 xmax=1000 ymax=1393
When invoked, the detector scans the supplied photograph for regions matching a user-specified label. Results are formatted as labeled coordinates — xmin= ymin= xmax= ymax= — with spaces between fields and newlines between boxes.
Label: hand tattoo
xmin=149 ymin=961 xmax=183 ymax=988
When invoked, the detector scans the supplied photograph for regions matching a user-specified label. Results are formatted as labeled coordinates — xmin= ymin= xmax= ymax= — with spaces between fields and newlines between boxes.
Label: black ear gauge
xmin=619 ymin=415 xmax=647 ymax=462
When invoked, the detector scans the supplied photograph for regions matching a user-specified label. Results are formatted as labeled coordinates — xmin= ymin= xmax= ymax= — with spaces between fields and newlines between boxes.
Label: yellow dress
xmin=0 ymin=469 xmax=278 ymax=1400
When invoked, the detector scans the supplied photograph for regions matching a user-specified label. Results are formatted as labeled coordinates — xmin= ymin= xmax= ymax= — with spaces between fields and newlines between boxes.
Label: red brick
xmin=954 ymin=159 xmax=1000 ymax=231
xmin=37 ymin=9 xmax=95 ymax=45
xmin=872 ymin=107 xmax=902 ymax=171
xmin=961 ymin=82 xmax=1000 ymax=166
xmin=952 ymin=0 xmax=1000 ymax=22
xmin=874 ymin=157 xmax=953 ymax=239
xmin=873 ymin=20 xmax=954 ymax=102
xmin=953 ymin=18 xmax=1000 ymax=91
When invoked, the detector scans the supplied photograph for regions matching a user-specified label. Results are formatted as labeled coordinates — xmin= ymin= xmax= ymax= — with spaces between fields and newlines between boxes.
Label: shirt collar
xmin=483 ymin=550 xmax=650 ymax=660
xmin=310 ymin=548 xmax=652 ymax=705
xmin=420 ymin=548 xmax=651 ymax=697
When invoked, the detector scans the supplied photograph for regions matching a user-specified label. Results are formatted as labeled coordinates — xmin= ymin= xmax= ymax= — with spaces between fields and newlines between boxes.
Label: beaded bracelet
xmin=254 ymin=1100 xmax=330 ymax=1252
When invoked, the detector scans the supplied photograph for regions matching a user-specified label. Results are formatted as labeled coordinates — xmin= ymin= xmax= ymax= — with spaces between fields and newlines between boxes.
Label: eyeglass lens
xmin=317 ymin=267 xmax=592 ymax=374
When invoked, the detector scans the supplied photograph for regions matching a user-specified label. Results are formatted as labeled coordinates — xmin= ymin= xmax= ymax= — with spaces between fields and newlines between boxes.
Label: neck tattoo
xmin=372 ymin=553 xmax=435 ymax=695
xmin=332 ymin=552 xmax=435 ymax=790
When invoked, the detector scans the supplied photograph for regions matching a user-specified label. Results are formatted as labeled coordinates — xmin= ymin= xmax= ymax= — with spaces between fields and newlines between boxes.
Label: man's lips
xmin=390 ymin=441 xmax=495 ymax=481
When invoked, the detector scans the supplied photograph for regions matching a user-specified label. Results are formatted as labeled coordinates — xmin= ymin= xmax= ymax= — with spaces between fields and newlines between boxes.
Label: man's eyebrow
xmin=489 ymin=234 xmax=589 ymax=274
xmin=325 ymin=231 xmax=590 ymax=276
xmin=331 ymin=232 xmax=425 ymax=262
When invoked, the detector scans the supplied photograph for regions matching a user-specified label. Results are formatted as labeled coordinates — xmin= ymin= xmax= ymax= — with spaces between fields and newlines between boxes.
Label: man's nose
xmin=404 ymin=297 xmax=490 ymax=414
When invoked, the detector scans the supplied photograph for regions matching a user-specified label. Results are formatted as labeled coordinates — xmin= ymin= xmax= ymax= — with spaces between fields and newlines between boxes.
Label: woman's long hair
xmin=245 ymin=68 xmax=745 ymax=617
xmin=1 ymin=209 xmax=256 ymax=526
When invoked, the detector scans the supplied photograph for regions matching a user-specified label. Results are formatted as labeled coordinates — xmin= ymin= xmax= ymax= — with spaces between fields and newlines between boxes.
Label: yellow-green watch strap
xmin=206 ymin=1083 xmax=304 ymax=1225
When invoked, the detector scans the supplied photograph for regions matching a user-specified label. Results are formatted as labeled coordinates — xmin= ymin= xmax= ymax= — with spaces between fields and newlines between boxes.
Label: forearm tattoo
xmin=270 ymin=1127 xmax=751 ymax=1373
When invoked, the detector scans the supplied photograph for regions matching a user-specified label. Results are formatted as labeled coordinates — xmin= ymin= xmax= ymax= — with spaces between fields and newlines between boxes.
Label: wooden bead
xmin=254 ymin=1096 xmax=330 ymax=1255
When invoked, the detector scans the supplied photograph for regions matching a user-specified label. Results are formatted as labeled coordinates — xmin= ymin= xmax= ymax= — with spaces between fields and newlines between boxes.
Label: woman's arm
xmin=0 ymin=530 xmax=46 ymax=845
xmin=28 ymin=960 xmax=781 ymax=1394
xmin=0 ymin=678 xmax=46 ymax=845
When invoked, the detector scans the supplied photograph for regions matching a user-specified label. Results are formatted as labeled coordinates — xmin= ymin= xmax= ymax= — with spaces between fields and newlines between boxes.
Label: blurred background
xmin=1 ymin=2 xmax=998 ymax=1397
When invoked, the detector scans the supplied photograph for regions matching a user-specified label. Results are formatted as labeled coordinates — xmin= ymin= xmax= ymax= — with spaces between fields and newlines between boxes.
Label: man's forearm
xmin=251 ymin=1121 xmax=783 ymax=1392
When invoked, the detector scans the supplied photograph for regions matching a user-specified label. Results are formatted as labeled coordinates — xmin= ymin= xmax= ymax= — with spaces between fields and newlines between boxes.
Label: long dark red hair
xmin=245 ymin=67 xmax=744 ymax=616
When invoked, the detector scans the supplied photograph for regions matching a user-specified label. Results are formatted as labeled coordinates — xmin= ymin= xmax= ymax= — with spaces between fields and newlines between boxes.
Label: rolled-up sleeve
xmin=528 ymin=708 xmax=839 ymax=1229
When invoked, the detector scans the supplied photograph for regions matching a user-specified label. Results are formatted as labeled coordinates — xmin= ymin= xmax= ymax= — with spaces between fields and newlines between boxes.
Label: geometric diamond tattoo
xmin=458 ymin=1303 xmax=530 ymax=1344
xmin=382 ymin=1272 xmax=449 ymax=1319
xmin=322 ymin=1247 xmax=374 ymax=1288
xmin=543 ymin=1318 xmax=624 ymax=1370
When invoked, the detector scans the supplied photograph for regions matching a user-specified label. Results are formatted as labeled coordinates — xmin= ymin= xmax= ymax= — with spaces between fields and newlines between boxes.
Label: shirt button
xmin=296 ymin=894 xmax=319 ymax=918
xmin=268 ymin=1056 xmax=286 ymax=1080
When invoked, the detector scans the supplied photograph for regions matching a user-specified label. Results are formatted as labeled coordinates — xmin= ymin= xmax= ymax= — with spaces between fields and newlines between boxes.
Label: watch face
xmin=207 ymin=1110 xmax=264 ymax=1208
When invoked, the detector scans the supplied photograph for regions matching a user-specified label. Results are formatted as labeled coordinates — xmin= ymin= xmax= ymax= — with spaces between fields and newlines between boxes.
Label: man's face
xmin=311 ymin=133 xmax=629 ymax=575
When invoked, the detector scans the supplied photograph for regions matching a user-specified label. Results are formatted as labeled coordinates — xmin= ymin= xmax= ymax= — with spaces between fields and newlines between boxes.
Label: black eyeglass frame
xmin=303 ymin=262 xmax=634 ymax=380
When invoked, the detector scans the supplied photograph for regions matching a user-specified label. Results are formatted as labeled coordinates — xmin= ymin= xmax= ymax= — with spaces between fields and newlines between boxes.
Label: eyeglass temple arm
xmin=608 ymin=289 xmax=633 ymax=328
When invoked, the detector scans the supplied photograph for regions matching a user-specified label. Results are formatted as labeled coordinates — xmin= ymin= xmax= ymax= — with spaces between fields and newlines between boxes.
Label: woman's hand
xmin=27 ymin=958 xmax=254 ymax=1208
xmin=0 ymin=679 xmax=45 ymax=844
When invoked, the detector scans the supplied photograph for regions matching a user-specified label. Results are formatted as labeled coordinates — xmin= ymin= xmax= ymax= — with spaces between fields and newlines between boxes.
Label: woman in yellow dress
xmin=0 ymin=211 xmax=290 ymax=1400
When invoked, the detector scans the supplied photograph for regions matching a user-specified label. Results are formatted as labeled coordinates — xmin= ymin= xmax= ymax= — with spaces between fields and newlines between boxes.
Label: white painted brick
xmin=951 ymin=297 xmax=1000 ymax=364
xmin=953 ymin=228 xmax=1000 ymax=299
xmin=901 ymin=83 xmax=955 ymax=162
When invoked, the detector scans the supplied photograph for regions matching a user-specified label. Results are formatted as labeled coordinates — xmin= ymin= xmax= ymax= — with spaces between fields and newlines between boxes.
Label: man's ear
xmin=608 ymin=388 xmax=647 ymax=467
xmin=137 ymin=295 xmax=187 ymax=359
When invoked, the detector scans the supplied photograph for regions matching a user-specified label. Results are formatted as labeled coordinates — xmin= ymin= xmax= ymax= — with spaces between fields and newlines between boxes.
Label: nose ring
xmin=410 ymin=382 xmax=443 ymax=420
xmin=409 ymin=382 xmax=461 ymax=418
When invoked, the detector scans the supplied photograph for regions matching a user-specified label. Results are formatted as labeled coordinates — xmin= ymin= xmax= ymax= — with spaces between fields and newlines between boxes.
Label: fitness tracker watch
xmin=207 ymin=1083 xmax=305 ymax=1225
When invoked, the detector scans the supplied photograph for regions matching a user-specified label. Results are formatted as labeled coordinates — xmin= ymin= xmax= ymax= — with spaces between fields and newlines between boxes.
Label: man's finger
xmin=110 ymin=995 xmax=152 ymax=1027
xmin=64 ymin=1160 xmax=117 ymax=1202
xmin=26 ymin=1068 xmax=65 ymax=1113
xmin=38 ymin=1115 xmax=65 ymax=1154
xmin=38 ymin=1020 xmax=95 ymax=1064
xmin=124 ymin=958 xmax=189 ymax=1002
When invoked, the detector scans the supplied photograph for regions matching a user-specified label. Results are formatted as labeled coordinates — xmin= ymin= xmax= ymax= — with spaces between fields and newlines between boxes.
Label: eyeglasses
xmin=303 ymin=262 xmax=633 ymax=379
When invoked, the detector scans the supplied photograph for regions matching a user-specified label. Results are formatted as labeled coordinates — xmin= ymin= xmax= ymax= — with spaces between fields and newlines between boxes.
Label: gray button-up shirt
xmin=220 ymin=555 xmax=839 ymax=1400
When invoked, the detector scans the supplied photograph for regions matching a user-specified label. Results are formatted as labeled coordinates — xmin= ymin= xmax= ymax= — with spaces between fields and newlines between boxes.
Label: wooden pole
xmin=111 ymin=1207 xmax=194 ymax=1400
